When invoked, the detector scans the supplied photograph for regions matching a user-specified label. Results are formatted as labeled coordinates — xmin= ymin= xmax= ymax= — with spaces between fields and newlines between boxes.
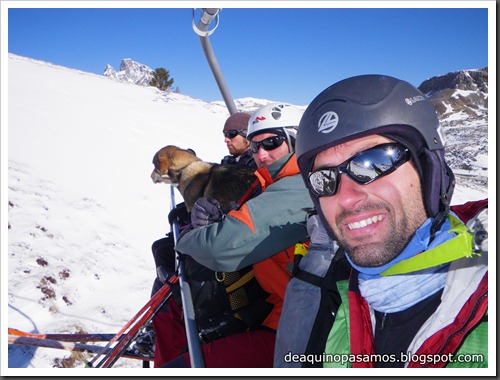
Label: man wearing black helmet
xmin=275 ymin=75 xmax=488 ymax=369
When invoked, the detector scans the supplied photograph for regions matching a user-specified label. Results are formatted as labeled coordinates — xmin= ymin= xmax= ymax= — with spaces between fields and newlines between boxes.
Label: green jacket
xmin=276 ymin=203 xmax=488 ymax=369
xmin=324 ymin=251 xmax=488 ymax=368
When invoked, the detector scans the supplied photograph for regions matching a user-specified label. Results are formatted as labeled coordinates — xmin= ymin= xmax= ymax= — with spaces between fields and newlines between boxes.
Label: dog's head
xmin=151 ymin=146 xmax=199 ymax=185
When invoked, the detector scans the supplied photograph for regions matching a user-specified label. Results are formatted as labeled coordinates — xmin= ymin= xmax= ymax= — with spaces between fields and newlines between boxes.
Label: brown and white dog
xmin=151 ymin=145 xmax=257 ymax=212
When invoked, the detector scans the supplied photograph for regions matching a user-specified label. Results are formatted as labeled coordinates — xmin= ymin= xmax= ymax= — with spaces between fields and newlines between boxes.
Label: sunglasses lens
xmin=308 ymin=144 xmax=408 ymax=197
xmin=250 ymin=136 xmax=285 ymax=154
xmin=308 ymin=169 xmax=338 ymax=197
xmin=224 ymin=130 xmax=239 ymax=138
xmin=347 ymin=145 xmax=405 ymax=183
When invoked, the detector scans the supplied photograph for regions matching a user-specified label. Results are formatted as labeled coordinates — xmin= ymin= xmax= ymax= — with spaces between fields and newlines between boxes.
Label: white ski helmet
xmin=247 ymin=103 xmax=303 ymax=152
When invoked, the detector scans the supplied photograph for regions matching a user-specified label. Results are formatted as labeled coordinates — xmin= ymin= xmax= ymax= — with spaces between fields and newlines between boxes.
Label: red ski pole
xmin=87 ymin=275 xmax=177 ymax=367
xmin=96 ymin=284 xmax=173 ymax=368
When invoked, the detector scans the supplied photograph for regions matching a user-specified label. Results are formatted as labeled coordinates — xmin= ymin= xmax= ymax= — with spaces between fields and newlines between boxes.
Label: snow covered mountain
xmin=419 ymin=67 xmax=488 ymax=124
xmin=103 ymin=58 xmax=155 ymax=86
xmin=212 ymin=97 xmax=306 ymax=113
xmin=419 ymin=68 xmax=489 ymax=196
xmin=5 ymin=53 xmax=489 ymax=372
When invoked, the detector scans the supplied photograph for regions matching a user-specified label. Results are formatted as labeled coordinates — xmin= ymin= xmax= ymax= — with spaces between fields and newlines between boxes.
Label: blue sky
xmin=5 ymin=3 xmax=492 ymax=106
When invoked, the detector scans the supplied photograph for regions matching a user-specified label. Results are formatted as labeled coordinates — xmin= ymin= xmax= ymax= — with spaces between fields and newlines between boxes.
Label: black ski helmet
xmin=296 ymin=74 xmax=455 ymax=230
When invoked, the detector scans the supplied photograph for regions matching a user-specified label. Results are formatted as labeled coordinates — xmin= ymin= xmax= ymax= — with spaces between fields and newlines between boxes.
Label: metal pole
xmin=170 ymin=186 xmax=205 ymax=368
xmin=193 ymin=8 xmax=238 ymax=115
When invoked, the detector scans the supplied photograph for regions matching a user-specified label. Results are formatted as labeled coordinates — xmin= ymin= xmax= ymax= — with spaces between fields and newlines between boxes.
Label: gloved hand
xmin=466 ymin=207 xmax=488 ymax=253
xmin=168 ymin=202 xmax=190 ymax=227
xmin=191 ymin=197 xmax=225 ymax=228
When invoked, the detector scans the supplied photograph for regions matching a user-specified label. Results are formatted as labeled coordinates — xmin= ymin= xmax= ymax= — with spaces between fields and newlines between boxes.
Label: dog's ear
xmin=152 ymin=146 xmax=176 ymax=175
xmin=186 ymin=148 xmax=196 ymax=157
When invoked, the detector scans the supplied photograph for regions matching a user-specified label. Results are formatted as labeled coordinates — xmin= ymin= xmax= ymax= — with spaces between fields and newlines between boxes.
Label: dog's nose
xmin=151 ymin=170 xmax=160 ymax=183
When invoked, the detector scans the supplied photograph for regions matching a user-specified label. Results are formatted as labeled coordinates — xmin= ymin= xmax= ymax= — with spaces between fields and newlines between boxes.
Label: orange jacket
xmin=234 ymin=154 xmax=305 ymax=330
xmin=175 ymin=152 xmax=312 ymax=331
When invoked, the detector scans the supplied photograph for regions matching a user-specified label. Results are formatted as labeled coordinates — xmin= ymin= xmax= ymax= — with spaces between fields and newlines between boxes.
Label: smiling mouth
xmin=348 ymin=215 xmax=384 ymax=230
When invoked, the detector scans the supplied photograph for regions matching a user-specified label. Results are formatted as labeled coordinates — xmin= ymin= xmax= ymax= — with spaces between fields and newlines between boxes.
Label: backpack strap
xmin=296 ymin=247 xmax=351 ymax=367
xmin=224 ymin=269 xmax=255 ymax=293
xmin=293 ymin=267 xmax=324 ymax=288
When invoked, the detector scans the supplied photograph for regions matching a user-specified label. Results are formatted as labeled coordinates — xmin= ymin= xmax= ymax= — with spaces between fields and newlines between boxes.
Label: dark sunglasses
xmin=250 ymin=136 xmax=287 ymax=154
xmin=308 ymin=143 xmax=410 ymax=197
xmin=223 ymin=129 xmax=246 ymax=139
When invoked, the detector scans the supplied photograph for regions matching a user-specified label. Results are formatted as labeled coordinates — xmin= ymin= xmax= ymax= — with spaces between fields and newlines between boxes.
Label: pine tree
xmin=149 ymin=68 xmax=174 ymax=91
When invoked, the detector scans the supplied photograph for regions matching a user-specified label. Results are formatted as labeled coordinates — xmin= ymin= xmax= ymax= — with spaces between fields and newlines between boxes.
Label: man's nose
xmin=335 ymin=174 xmax=368 ymax=209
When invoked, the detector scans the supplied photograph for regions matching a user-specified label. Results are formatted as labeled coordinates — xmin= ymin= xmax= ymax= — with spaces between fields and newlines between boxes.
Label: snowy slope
xmin=4 ymin=53 xmax=273 ymax=372
xmin=4 ymin=53 xmax=488 ymax=372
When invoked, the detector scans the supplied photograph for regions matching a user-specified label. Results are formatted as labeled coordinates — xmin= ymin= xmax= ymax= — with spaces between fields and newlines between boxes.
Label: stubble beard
xmin=327 ymin=203 xmax=414 ymax=268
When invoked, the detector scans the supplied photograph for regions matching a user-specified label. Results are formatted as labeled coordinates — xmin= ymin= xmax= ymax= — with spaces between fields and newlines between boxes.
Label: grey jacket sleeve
xmin=174 ymin=174 xmax=313 ymax=272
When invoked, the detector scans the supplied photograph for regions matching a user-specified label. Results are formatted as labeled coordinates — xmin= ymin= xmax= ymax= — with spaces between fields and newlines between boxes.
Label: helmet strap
xmin=285 ymin=131 xmax=294 ymax=153
xmin=282 ymin=127 xmax=297 ymax=153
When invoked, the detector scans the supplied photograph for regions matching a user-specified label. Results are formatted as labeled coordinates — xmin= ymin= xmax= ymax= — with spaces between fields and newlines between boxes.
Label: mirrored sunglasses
xmin=308 ymin=143 xmax=410 ymax=197
xmin=250 ymin=136 xmax=286 ymax=154
xmin=223 ymin=129 xmax=245 ymax=139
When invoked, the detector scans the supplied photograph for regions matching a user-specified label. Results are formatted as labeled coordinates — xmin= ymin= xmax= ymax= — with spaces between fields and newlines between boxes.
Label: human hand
xmin=191 ymin=197 xmax=225 ymax=228
xmin=168 ymin=202 xmax=189 ymax=226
